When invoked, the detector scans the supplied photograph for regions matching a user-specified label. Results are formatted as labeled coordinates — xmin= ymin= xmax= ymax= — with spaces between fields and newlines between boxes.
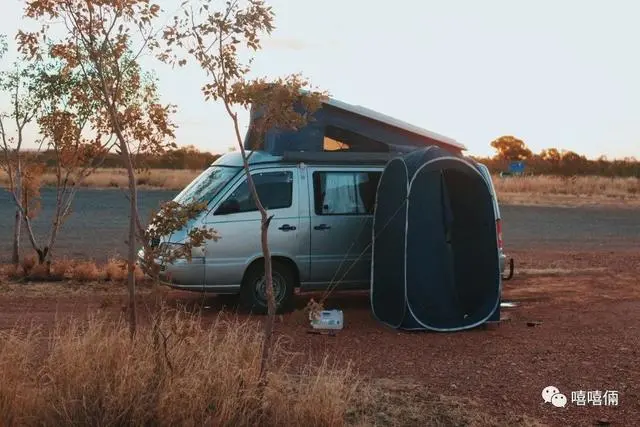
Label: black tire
xmin=240 ymin=260 xmax=295 ymax=314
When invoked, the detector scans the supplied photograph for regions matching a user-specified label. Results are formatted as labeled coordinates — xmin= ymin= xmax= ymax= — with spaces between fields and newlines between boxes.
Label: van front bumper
xmin=136 ymin=249 xmax=172 ymax=282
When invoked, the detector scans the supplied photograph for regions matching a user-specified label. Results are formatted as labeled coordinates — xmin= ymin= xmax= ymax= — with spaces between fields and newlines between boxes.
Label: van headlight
xmin=159 ymin=242 xmax=185 ymax=255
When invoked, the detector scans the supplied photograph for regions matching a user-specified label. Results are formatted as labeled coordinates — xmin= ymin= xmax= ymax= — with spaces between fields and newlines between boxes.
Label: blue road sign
xmin=508 ymin=161 xmax=525 ymax=174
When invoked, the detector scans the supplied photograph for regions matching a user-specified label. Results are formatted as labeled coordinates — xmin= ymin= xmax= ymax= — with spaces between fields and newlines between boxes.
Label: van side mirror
xmin=215 ymin=199 xmax=240 ymax=215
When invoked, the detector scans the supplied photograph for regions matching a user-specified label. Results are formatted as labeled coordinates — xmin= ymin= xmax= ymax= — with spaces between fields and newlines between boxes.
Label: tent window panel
xmin=313 ymin=171 xmax=381 ymax=215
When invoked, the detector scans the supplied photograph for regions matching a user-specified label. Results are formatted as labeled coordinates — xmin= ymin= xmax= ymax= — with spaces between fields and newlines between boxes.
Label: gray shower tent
xmin=371 ymin=146 xmax=502 ymax=331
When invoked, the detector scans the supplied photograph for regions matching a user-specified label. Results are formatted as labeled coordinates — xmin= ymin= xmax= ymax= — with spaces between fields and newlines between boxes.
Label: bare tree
xmin=1 ymin=52 xmax=118 ymax=268
xmin=0 ymin=62 xmax=45 ymax=266
xmin=160 ymin=0 xmax=327 ymax=386
xmin=19 ymin=0 xmax=212 ymax=337
xmin=0 ymin=35 xmax=23 ymax=265
xmin=30 ymin=66 xmax=117 ymax=266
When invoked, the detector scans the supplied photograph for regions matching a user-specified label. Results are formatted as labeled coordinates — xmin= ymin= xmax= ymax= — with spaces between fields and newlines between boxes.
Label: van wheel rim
xmin=254 ymin=272 xmax=286 ymax=305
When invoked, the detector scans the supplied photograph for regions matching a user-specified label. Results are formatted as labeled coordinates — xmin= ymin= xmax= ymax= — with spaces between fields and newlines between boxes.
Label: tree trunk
xmin=226 ymin=110 xmax=277 ymax=388
xmin=125 ymin=160 xmax=138 ymax=339
xmin=103 ymin=85 xmax=139 ymax=338
xmin=12 ymin=165 xmax=22 ymax=266
xmin=258 ymin=214 xmax=275 ymax=386
xmin=235 ymin=153 xmax=276 ymax=386
xmin=12 ymin=208 xmax=21 ymax=265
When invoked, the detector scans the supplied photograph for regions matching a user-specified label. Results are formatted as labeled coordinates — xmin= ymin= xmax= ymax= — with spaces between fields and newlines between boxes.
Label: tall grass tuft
xmin=71 ymin=261 xmax=102 ymax=282
xmin=49 ymin=258 xmax=73 ymax=281
xmin=0 ymin=308 xmax=359 ymax=426
xmin=104 ymin=257 xmax=127 ymax=282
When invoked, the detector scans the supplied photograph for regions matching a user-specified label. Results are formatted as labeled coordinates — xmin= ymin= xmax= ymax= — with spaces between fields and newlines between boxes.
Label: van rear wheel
xmin=240 ymin=260 xmax=295 ymax=314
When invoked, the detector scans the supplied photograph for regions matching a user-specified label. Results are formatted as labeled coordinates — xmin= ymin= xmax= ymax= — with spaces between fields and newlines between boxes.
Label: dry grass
xmin=0 ymin=307 xmax=541 ymax=427
xmin=104 ymin=257 xmax=145 ymax=282
xmin=26 ymin=263 xmax=50 ymax=281
xmin=2 ymin=255 xmax=49 ymax=281
xmin=50 ymin=258 xmax=73 ymax=281
xmin=104 ymin=257 xmax=127 ymax=281
xmin=2 ymin=265 xmax=22 ymax=281
xmin=493 ymin=174 xmax=639 ymax=196
xmin=20 ymin=255 xmax=37 ymax=276
xmin=0 ymin=168 xmax=200 ymax=191
xmin=0 ymin=308 xmax=360 ymax=426
xmin=493 ymin=174 xmax=640 ymax=207
xmin=71 ymin=260 xmax=102 ymax=281
xmin=1 ymin=258 xmax=145 ymax=285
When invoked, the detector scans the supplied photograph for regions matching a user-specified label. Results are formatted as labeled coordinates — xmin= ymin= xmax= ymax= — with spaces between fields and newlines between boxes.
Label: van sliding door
xmin=305 ymin=167 xmax=381 ymax=291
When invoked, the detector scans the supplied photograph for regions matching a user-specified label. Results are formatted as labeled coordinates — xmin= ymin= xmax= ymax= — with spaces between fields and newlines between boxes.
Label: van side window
xmin=313 ymin=171 xmax=381 ymax=215
xmin=215 ymin=171 xmax=293 ymax=215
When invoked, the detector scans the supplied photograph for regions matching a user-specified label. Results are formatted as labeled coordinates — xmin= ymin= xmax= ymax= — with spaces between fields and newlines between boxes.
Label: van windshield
xmin=173 ymin=165 xmax=240 ymax=205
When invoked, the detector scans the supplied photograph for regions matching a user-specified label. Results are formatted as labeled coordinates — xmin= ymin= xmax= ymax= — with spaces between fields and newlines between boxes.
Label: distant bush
xmin=477 ymin=154 xmax=639 ymax=177
xmin=13 ymin=146 xmax=221 ymax=171
xmin=478 ymin=139 xmax=639 ymax=177
xmin=104 ymin=258 xmax=144 ymax=283
xmin=50 ymin=258 xmax=73 ymax=281
xmin=71 ymin=261 xmax=102 ymax=282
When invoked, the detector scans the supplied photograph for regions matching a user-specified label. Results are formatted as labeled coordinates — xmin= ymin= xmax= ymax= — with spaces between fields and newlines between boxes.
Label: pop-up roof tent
xmin=244 ymin=96 xmax=467 ymax=155
xmin=371 ymin=146 xmax=502 ymax=331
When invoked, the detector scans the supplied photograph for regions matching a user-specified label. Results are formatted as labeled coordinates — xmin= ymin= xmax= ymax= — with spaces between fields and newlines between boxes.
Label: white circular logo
xmin=542 ymin=385 xmax=560 ymax=403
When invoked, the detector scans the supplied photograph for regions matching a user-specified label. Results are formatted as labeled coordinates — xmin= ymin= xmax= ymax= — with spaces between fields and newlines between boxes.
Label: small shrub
xmin=50 ymin=259 xmax=73 ymax=281
xmin=104 ymin=258 xmax=145 ymax=283
xmin=4 ymin=264 xmax=24 ymax=280
xmin=20 ymin=255 xmax=37 ymax=276
xmin=104 ymin=258 xmax=126 ymax=282
xmin=27 ymin=263 xmax=50 ymax=281
xmin=135 ymin=264 xmax=145 ymax=282
xmin=72 ymin=261 xmax=101 ymax=282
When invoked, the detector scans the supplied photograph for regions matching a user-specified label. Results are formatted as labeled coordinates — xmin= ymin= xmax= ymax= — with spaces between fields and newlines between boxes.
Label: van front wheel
xmin=240 ymin=260 xmax=295 ymax=314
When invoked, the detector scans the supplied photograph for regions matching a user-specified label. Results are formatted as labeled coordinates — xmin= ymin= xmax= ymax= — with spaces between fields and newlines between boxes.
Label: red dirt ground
xmin=1 ymin=249 xmax=638 ymax=426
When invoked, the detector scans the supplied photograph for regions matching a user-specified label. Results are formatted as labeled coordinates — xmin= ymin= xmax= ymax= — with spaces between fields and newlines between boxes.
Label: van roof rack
xmin=282 ymin=151 xmax=401 ymax=164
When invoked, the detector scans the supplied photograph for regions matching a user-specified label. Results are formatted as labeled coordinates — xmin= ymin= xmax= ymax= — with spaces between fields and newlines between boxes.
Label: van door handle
xmin=278 ymin=224 xmax=296 ymax=231
xmin=314 ymin=224 xmax=331 ymax=231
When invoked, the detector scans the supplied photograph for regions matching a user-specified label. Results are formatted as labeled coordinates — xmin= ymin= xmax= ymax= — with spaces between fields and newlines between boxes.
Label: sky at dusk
xmin=1 ymin=0 xmax=639 ymax=159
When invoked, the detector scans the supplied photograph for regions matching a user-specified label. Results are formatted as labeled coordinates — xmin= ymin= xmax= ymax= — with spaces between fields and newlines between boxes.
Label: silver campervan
xmin=141 ymin=98 xmax=513 ymax=313
xmin=142 ymin=150 xmax=511 ymax=313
